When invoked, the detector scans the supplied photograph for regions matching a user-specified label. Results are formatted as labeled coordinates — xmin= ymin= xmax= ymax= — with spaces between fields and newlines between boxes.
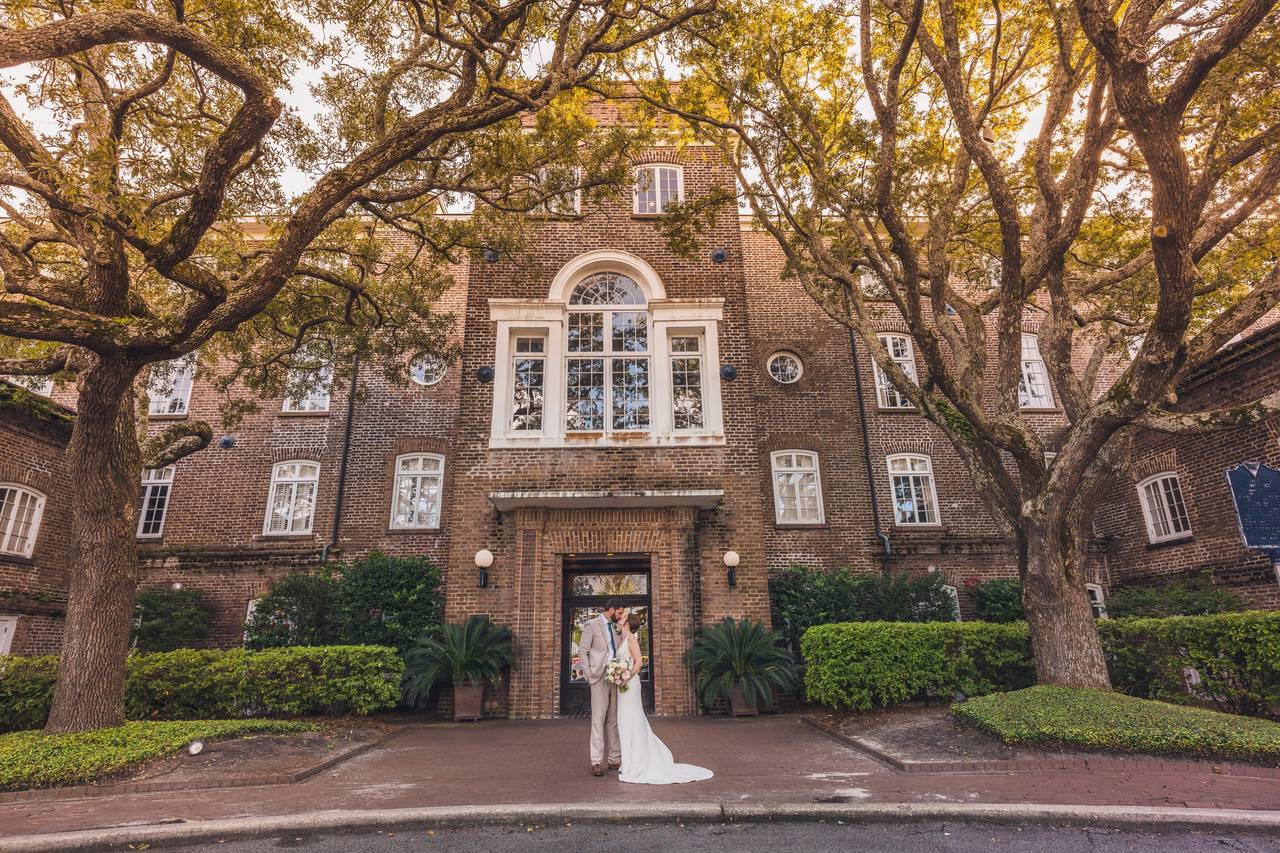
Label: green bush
xmin=0 ymin=646 xmax=402 ymax=731
xmin=955 ymin=686 xmax=1280 ymax=765
xmin=801 ymin=621 xmax=1034 ymax=710
xmin=243 ymin=571 xmax=343 ymax=649
xmin=1100 ymin=611 xmax=1280 ymax=718
xmin=133 ymin=587 xmax=215 ymax=652
xmin=1106 ymin=571 xmax=1244 ymax=618
xmin=771 ymin=565 xmax=960 ymax=649
xmin=0 ymin=719 xmax=312 ymax=790
xmin=337 ymin=553 xmax=444 ymax=651
xmin=969 ymin=579 xmax=1024 ymax=623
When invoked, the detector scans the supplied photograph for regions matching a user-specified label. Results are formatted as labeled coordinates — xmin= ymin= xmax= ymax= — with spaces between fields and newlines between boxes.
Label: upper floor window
xmin=282 ymin=364 xmax=332 ymax=413
xmin=633 ymin=165 xmax=682 ymax=215
xmin=566 ymin=272 xmax=650 ymax=433
xmin=874 ymin=334 xmax=917 ymax=409
xmin=410 ymin=354 xmax=448 ymax=387
xmin=511 ymin=336 xmax=547 ymax=432
xmin=137 ymin=467 xmax=174 ymax=539
xmin=767 ymin=351 xmax=803 ymax=385
xmin=1137 ymin=472 xmax=1191 ymax=543
xmin=390 ymin=453 xmax=444 ymax=530
xmin=534 ymin=166 xmax=581 ymax=216
xmin=1018 ymin=334 xmax=1055 ymax=409
xmin=147 ymin=356 xmax=195 ymax=416
xmin=888 ymin=454 xmax=940 ymax=526
xmin=0 ymin=484 xmax=44 ymax=558
xmin=771 ymin=451 xmax=824 ymax=525
xmin=669 ymin=333 xmax=706 ymax=431
xmin=264 ymin=461 xmax=319 ymax=535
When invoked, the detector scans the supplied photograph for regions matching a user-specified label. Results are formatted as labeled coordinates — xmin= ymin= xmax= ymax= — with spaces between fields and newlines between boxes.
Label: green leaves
xmin=684 ymin=617 xmax=799 ymax=711
xmin=401 ymin=616 xmax=514 ymax=706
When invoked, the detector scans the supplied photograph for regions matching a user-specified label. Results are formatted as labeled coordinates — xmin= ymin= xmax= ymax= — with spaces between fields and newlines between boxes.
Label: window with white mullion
xmin=0 ymin=484 xmax=45 ymax=557
xmin=282 ymin=364 xmax=332 ymax=413
xmin=1018 ymin=334 xmax=1055 ymax=408
xmin=565 ymin=273 xmax=650 ymax=434
xmin=771 ymin=451 xmax=824 ymax=525
xmin=146 ymin=356 xmax=195 ymax=416
xmin=263 ymin=461 xmax=320 ymax=535
xmin=1138 ymin=473 xmax=1192 ymax=543
xmin=511 ymin=336 xmax=547 ymax=432
xmin=137 ymin=466 xmax=175 ymax=539
xmin=888 ymin=454 xmax=940 ymax=525
xmin=874 ymin=334 xmax=917 ymax=409
xmin=390 ymin=453 xmax=444 ymax=529
xmin=669 ymin=334 xmax=705 ymax=431
xmin=633 ymin=165 xmax=682 ymax=215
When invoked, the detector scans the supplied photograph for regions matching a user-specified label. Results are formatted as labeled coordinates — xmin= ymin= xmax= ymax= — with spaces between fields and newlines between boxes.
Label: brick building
xmin=2 ymin=120 xmax=1274 ymax=715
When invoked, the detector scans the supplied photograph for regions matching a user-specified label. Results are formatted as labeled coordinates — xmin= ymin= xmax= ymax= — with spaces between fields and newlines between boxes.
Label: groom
xmin=580 ymin=598 xmax=623 ymax=777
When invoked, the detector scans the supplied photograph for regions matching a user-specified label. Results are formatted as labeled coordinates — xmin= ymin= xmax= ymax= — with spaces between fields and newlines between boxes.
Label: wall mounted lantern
xmin=723 ymin=550 xmax=740 ymax=589
xmin=475 ymin=549 xmax=494 ymax=588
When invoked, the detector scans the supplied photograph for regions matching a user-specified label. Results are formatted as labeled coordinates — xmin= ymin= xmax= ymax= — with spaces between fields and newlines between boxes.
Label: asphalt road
xmin=131 ymin=820 xmax=1280 ymax=852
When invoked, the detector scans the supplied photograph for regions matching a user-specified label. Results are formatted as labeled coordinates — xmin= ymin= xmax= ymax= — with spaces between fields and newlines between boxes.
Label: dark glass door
xmin=561 ymin=554 xmax=653 ymax=716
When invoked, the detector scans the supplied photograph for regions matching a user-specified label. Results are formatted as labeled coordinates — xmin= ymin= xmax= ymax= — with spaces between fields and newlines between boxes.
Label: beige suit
xmin=580 ymin=614 xmax=620 ymax=766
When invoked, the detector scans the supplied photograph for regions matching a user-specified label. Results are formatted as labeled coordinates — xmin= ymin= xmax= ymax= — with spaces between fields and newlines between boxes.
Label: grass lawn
xmin=0 ymin=719 xmax=314 ymax=791
xmin=954 ymin=686 xmax=1280 ymax=765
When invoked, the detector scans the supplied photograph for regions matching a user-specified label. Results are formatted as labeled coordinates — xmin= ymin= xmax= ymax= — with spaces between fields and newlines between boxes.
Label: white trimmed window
xmin=888 ymin=454 xmax=941 ymax=525
xmin=390 ymin=453 xmax=444 ymax=530
xmin=874 ymin=334 xmax=917 ymax=409
xmin=669 ymin=333 xmax=706 ymax=431
xmin=511 ymin=336 xmax=547 ymax=432
xmin=146 ymin=356 xmax=195 ymax=416
xmin=1138 ymin=472 xmax=1192 ymax=543
xmin=282 ymin=364 xmax=332 ymax=413
xmin=633 ymin=165 xmax=682 ymax=215
xmin=410 ymin=354 xmax=448 ymax=387
xmin=0 ymin=484 xmax=44 ymax=558
xmin=767 ymin=351 xmax=803 ymax=385
xmin=263 ymin=461 xmax=320 ymax=535
xmin=771 ymin=451 xmax=824 ymax=525
xmin=566 ymin=272 xmax=650 ymax=433
xmin=137 ymin=467 xmax=175 ymax=539
xmin=1018 ymin=334 xmax=1055 ymax=409
xmin=534 ymin=166 xmax=581 ymax=216
xmin=1085 ymin=583 xmax=1108 ymax=619
xmin=942 ymin=584 xmax=962 ymax=621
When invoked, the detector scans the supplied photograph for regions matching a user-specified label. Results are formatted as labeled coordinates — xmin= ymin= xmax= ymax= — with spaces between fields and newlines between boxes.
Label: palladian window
xmin=566 ymin=272 xmax=650 ymax=434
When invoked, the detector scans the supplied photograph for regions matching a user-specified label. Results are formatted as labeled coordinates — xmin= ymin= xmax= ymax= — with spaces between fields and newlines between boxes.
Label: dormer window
xmin=633 ymin=165 xmax=682 ymax=215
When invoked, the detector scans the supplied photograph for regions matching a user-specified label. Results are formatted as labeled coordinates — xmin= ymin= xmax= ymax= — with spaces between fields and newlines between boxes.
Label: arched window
xmin=390 ymin=453 xmax=445 ymax=529
xmin=0 ymin=484 xmax=45 ymax=557
xmin=771 ymin=451 xmax=824 ymax=525
xmin=566 ymin=272 xmax=650 ymax=433
xmin=1137 ymin=472 xmax=1191 ymax=543
xmin=887 ymin=454 xmax=940 ymax=525
xmin=263 ymin=461 xmax=320 ymax=535
xmin=873 ymin=334 xmax=917 ymax=409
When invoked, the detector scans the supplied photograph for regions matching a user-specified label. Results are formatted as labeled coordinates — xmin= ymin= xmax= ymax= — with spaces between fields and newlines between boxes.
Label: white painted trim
xmin=1136 ymin=472 xmax=1192 ymax=543
xmin=388 ymin=452 xmax=445 ymax=530
xmin=546 ymin=250 xmax=667 ymax=302
xmin=261 ymin=460 xmax=320 ymax=536
xmin=0 ymin=483 xmax=45 ymax=558
xmin=770 ymin=450 xmax=825 ymax=525
xmin=632 ymin=163 xmax=685 ymax=214
xmin=489 ymin=489 xmax=724 ymax=511
xmin=1085 ymin=583 xmax=1108 ymax=619
xmin=886 ymin=453 xmax=942 ymax=526
xmin=0 ymin=614 xmax=16 ymax=655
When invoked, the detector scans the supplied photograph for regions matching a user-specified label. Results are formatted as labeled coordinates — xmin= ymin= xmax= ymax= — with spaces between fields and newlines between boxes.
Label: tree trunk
xmin=1021 ymin=529 xmax=1111 ymax=689
xmin=44 ymin=356 xmax=143 ymax=733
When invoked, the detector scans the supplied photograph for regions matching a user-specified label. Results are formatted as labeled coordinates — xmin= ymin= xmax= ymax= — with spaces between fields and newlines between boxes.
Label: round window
xmin=409 ymin=354 xmax=449 ymax=387
xmin=767 ymin=351 xmax=803 ymax=384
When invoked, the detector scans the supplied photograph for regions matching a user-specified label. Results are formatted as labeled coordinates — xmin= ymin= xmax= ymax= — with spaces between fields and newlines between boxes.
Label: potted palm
xmin=403 ymin=615 xmax=514 ymax=721
xmin=685 ymin=617 xmax=799 ymax=716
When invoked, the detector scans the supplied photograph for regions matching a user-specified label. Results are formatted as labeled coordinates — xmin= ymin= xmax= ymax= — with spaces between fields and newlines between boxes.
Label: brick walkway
xmin=1 ymin=715 xmax=1277 ymax=838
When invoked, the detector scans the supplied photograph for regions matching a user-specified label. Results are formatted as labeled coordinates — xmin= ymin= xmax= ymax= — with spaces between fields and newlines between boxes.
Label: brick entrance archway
xmin=505 ymin=506 xmax=701 ymax=718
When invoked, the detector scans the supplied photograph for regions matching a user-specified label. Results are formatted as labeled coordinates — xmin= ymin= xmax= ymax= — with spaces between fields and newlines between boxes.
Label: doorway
xmin=560 ymin=554 xmax=653 ymax=716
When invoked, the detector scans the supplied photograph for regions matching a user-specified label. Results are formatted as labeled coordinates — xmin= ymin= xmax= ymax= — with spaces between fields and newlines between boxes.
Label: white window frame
xmin=1137 ymin=472 xmax=1192 ymax=543
xmin=243 ymin=597 xmax=262 ymax=644
xmin=146 ymin=356 xmax=195 ymax=417
xmin=632 ymin=164 xmax=683 ymax=215
xmin=389 ymin=453 xmax=445 ymax=530
xmin=533 ymin=166 xmax=582 ymax=216
xmin=509 ymin=334 xmax=548 ymax=433
xmin=767 ymin=351 xmax=803 ymax=385
xmin=409 ymin=354 xmax=448 ymax=387
xmin=668 ymin=330 xmax=709 ymax=434
xmin=1018 ymin=333 xmax=1055 ymax=409
xmin=488 ymin=250 xmax=724 ymax=448
xmin=0 ymin=614 xmax=16 ymax=655
xmin=262 ymin=460 xmax=320 ymax=536
xmin=873 ymin=334 xmax=917 ymax=409
xmin=137 ymin=466 xmax=175 ymax=539
xmin=942 ymin=584 xmax=962 ymax=621
xmin=564 ymin=273 xmax=652 ymax=435
xmin=281 ymin=364 xmax=333 ymax=413
xmin=0 ymin=483 xmax=45 ymax=558
xmin=888 ymin=454 xmax=941 ymax=526
xmin=770 ymin=450 xmax=825 ymax=526
xmin=1085 ymin=583 xmax=1108 ymax=619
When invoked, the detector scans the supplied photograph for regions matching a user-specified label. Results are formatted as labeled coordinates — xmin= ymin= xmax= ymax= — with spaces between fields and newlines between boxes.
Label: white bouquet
xmin=605 ymin=657 xmax=631 ymax=693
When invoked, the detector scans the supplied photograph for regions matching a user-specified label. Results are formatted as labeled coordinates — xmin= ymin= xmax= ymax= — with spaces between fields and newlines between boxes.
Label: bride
xmin=612 ymin=609 xmax=713 ymax=785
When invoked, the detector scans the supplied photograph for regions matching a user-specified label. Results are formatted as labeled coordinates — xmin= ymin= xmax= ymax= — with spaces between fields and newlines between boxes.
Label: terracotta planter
xmin=453 ymin=683 xmax=485 ymax=721
xmin=729 ymin=682 xmax=758 ymax=717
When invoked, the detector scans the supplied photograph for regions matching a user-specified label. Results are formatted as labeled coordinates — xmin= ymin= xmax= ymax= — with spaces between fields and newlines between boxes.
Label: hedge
xmin=801 ymin=621 xmax=1034 ymax=711
xmin=0 ymin=645 xmax=403 ymax=732
xmin=954 ymin=686 xmax=1280 ymax=765
xmin=802 ymin=611 xmax=1280 ymax=717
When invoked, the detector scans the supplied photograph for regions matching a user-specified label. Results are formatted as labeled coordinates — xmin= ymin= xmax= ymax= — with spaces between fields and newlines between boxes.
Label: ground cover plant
xmin=954 ymin=686 xmax=1280 ymax=765
xmin=0 ymin=719 xmax=312 ymax=790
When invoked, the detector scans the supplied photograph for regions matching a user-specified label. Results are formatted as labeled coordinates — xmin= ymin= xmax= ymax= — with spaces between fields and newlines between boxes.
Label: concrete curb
xmin=5 ymin=801 xmax=1280 ymax=851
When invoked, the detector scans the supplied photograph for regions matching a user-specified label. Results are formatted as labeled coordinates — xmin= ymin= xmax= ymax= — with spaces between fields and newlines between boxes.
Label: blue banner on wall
xmin=1225 ymin=462 xmax=1280 ymax=550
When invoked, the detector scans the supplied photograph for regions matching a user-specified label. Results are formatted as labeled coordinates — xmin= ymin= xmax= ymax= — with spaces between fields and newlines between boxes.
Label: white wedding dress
xmin=615 ymin=656 xmax=714 ymax=785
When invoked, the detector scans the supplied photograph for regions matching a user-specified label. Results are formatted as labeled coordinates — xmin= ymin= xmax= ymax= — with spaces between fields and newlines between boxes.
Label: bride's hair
xmin=627 ymin=612 xmax=645 ymax=633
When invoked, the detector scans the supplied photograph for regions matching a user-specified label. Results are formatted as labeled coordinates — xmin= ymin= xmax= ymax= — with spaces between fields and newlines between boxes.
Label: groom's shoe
xmin=591 ymin=764 xmax=604 ymax=777
xmin=607 ymin=761 xmax=621 ymax=771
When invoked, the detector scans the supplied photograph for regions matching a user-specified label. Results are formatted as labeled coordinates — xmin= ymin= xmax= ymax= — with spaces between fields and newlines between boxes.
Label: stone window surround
xmin=488 ymin=250 xmax=726 ymax=449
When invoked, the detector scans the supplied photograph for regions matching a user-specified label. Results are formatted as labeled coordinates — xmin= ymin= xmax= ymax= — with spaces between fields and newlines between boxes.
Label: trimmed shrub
xmin=955 ymin=686 xmax=1280 ymax=765
xmin=0 ymin=646 xmax=402 ymax=731
xmin=1099 ymin=611 xmax=1280 ymax=718
xmin=771 ymin=565 xmax=960 ymax=649
xmin=337 ymin=553 xmax=444 ymax=651
xmin=801 ymin=621 xmax=1034 ymax=710
xmin=133 ymin=587 xmax=215 ymax=652
xmin=243 ymin=572 xmax=343 ymax=649
xmin=1106 ymin=571 xmax=1244 ymax=618
xmin=969 ymin=578 xmax=1024 ymax=623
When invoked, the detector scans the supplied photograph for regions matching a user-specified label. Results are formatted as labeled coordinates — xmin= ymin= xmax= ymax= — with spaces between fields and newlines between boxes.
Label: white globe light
xmin=474 ymin=549 xmax=495 ymax=569
xmin=723 ymin=550 xmax=740 ymax=568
